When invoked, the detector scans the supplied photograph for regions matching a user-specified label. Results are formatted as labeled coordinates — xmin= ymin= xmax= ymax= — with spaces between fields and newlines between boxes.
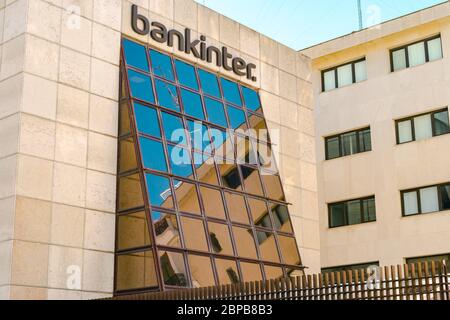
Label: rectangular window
xmin=322 ymin=58 xmax=366 ymax=92
xmin=391 ymin=35 xmax=443 ymax=72
xmin=328 ymin=197 xmax=376 ymax=228
xmin=396 ymin=108 xmax=450 ymax=144
xmin=406 ymin=254 xmax=450 ymax=267
xmin=322 ymin=262 xmax=379 ymax=274
xmin=402 ymin=183 xmax=450 ymax=216
xmin=325 ymin=127 xmax=372 ymax=160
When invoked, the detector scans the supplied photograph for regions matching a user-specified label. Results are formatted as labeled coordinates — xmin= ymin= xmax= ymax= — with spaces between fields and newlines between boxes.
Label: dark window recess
xmin=223 ymin=167 xmax=242 ymax=189
xmin=226 ymin=268 xmax=240 ymax=284
xmin=329 ymin=197 xmax=376 ymax=228
xmin=322 ymin=262 xmax=379 ymax=274
xmin=210 ymin=233 xmax=223 ymax=253
xmin=325 ymin=127 xmax=372 ymax=160
xmin=402 ymin=182 xmax=450 ymax=217
xmin=396 ymin=108 xmax=450 ymax=144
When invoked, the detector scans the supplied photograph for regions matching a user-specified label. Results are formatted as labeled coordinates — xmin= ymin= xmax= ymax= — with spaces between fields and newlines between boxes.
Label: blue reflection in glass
xmin=140 ymin=137 xmax=167 ymax=172
xmin=161 ymin=112 xmax=187 ymax=145
xmin=242 ymin=87 xmax=261 ymax=112
xmin=146 ymin=173 xmax=173 ymax=208
xmin=198 ymin=69 xmax=221 ymax=98
xmin=134 ymin=103 xmax=161 ymax=138
xmin=209 ymin=128 xmax=229 ymax=152
xmin=155 ymin=79 xmax=180 ymax=111
xmin=205 ymin=98 xmax=227 ymax=128
xmin=150 ymin=49 xmax=175 ymax=81
xmin=227 ymin=105 xmax=247 ymax=130
xmin=128 ymin=69 xmax=155 ymax=103
xmin=181 ymin=89 xmax=204 ymax=120
xmin=175 ymin=60 xmax=198 ymax=90
xmin=221 ymin=78 xmax=242 ymax=106
xmin=168 ymin=145 xmax=194 ymax=178
xmin=123 ymin=39 xmax=149 ymax=72
xmin=187 ymin=120 xmax=212 ymax=154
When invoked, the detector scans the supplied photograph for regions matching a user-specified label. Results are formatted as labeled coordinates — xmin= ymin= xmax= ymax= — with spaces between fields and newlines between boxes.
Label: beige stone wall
xmin=0 ymin=0 xmax=319 ymax=300
xmin=305 ymin=6 xmax=450 ymax=270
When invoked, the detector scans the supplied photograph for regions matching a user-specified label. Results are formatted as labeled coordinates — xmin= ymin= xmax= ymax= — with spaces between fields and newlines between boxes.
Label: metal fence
xmin=111 ymin=261 xmax=449 ymax=300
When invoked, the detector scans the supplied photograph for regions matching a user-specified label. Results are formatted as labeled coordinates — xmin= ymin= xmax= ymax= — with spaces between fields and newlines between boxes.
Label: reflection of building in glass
xmin=115 ymin=38 xmax=303 ymax=294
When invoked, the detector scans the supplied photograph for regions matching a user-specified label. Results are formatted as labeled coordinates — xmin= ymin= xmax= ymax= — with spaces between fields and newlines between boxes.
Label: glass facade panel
xmin=242 ymin=87 xmax=261 ymax=112
xmin=123 ymin=38 xmax=149 ymax=72
xmin=200 ymin=186 xmax=226 ymax=220
xmin=180 ymin=216 xmax=208 ymax=252
xmin=118 ymin=174 xmax=144 ymax=211
xmin=161 ymin=112 xmax=186 ymax=145
xmin=264 ymin=265 xmax=284 ymax=280
xmin=240 ymin=262 xmax=263 ymax=282
xmin=278 ymin=236 xmax=301 ymax=266
xmin=145 ymin=174 xmax=174 ymax=209
xmin=150 ymin=49 xmax=175 ymax=81
xmin=256 ymin=231 xmax=280 ymax=263
xmin=140 ymin=137 xmax=167 ymax=172
xmin=208 ymin=222 xmax=234 ymax=255
xmin=155 ymin=79 xmax=180 ymax=111
xmin=134 ymin=103 xmax=161 ymax=138
xmin=175 ymin=60 xmax=198 ymax=90
xmin=248 ymin=198 xmax=270 ymax=228
xmin=116 ymin=251 xmax=158 ymax=291
xmin=128 ymin=70 xmax=155 ymax=103
xmin=271 ymin=204 xmax=293 ymax=233
xmin=205 ymin=97 xmax=228 ymax=127
xmin=198 ymin=69 xmax=221 ymax=98
xmin=152 ymin=211 xmax=181 ymax=248
xmin=188 ymin=255 xmax=215 ymax=287
xmin=175 ymin=181 xmax=201 ymax=215
xmin=117 ymin=211 xmax=151 ymax=251
xmin=225 ymin=192 xmax=249 ymax=224
xmin=215 ymin=259 xmax=240 ymax=285
xmin=180 ymin=89 xmax=205 ymax=120
xmin=119 ymin=138 xmax=137 ymax=173
xmin=227 ymin=105 xmax=247 ymax=130
xmin=167 ymin=145 xmax=193 ymax=178
xmin=159 ymin=251 xmax=188 ymax=287
xmin=232 ymin=227 xmax=258 ymax=260
xmin=221 ymin=78 xmax=242 ymax=106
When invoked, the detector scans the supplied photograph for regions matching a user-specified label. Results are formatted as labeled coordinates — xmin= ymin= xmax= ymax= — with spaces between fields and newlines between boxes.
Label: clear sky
xmin=194 ymin=0 xmax=447 ymax=50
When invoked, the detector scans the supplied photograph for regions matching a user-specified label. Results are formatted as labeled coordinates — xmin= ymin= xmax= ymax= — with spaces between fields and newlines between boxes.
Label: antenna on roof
xmin=357 ymin=0 xmax=363 ymax=30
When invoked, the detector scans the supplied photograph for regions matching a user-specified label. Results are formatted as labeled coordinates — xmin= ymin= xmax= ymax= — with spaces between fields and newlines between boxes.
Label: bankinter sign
xmin=131 ymin=5 xmax=257 ymax=82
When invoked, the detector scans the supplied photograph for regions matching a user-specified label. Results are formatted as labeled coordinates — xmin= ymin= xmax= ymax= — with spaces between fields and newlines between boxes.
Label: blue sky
xmin=194 ymin=0 xmax=446 ymax=50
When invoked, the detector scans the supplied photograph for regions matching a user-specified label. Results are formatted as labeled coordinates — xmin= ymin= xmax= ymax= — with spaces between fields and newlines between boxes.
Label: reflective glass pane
xmin=119 ymin=101 xmax=131 ymax=136
xmin=398 ymin=120 xmax=413 ymax=143
xmin=152 ymin=211 xmax=181 ymax=248
xmin=256 ymin=231 xmax=280 ymax=263
xmin=330 ymin=203 xmax=346 ymax=227
xmin=248 ymin=198 xmax=270 ymax=228
xmin=420 ymin=186 xmax=439 ymax=214
xmin=392 ymin=48 xmax=407 ymax=71
xmin=270 ymin=204 xmax=293 ymax=233
xmin=414 ymin=114 xmax=433 ymax=140
xmin=240 ymin=262 xmax=263 ymax=282
xmin=180 ymin=216 xmax=208 ymax=251
xmin=236 ymin=137 xmax=257 ymax=165
xmin=241 ymin=166 xmax=264 ymax=196
xmin=220 ymin=164 xmax=243 ymax=191
xmin=198 ymin=69 xmax=221 ymax=98
xmin=408 ymin=42 xmax=426 ymax=67
xmin=264 ymin=265 xmax=284 ymax=280
xmin=262 ymin=174 xmax=284 ymax=201
xmin=116 ymin=251 xmax=157 ymax=291
xmin=354 ymin=60 xmax=367 ymax=82
xmin=128 ymin=69 xmax=155 ymax=103
xmin=337 ymin=64 xmax=353 ymax=87
xmin=215 ymin=259 xmax=240 ymax=285
xmin=193 ymin=152 xmax=219 ymax=185
xmin=205 ymin=97 xmax=227 ymax=127
xmin=232 ymin=226 xmax=258 ymax=259
xmin=181 ymin=89 xmax=204 ymax=120
xmin=145 ymin=174 xmax=174 ymax=209
xmin=326 ymin=137 xmax=340 ymax=159
xmin=403 ymin=191 xmax=419 ymax=216
xmin=175 ymin=60 xmax=198 ymax=90
xmin=428 ymin=38 xmax=443 ymax=62
xmin=341 ymin=131 xmax=358 ymax=156
xmin=118 ymin=174 xmax=144 ymax=211
xmin=257 ymin=142 xmax=276 ymax=171
xmin=188 ymin=255 xmax=216 ymax=288
xmin=155 ymin=79 xmax=180 ymax=111
xmin=433 ymin=111 xmax=450 ymax=136
xmin=187 ymin=121 xmax=212 ymax=154
xmin=323 ymin=70 xmax=336 ymax=91
xmin=208 ymin=222 xmax=234 ymax=255
xmin=247 ymin=114 xmax=268 ymax=141
xmin=210 ymin=129 xmax=233 ymax=159
xmin=221 ymin=78 xmax=242 ymax=106
xmin=134 ymin=103 xmax=161 ymax=138
xmin=175 ymin=181 xmax=201 ymax=215
xmin=117 ymin=211 xmax=151 ymax=251
xmin=150 ymin=49 xmax=175 ymax=81
xmin=363 ymin=198 xmax=376 ymax=222
xmin=123 ymin=39 xmax=149 ymax=71
xmin=242 ymin=87 xmax=261 ymax=112
xmin=227 ymin=105 xmax=247 ymax=130
xmin=159 ymin=251 xmax=188 ymax=287
xmin=161 ymin=112 xmax=187 ymax=145
xmin=225 ymin=192 xmax=249 ymax=224
xmin=440 ymin=185 xmax=450 ymax=211
xmin=167 ymin=145 xmax=193 ymax=178
xmin=200 ymin=186 xmax=226 ymax=220
xmin=359 ymin=129 xmax=372 ymax=152
xmin=347 ymin=200 xmax=362 ymax=225
xmin=140 ymin=137 xmax=167 ymax=172
xmin=119 ymin=137 xmax=137 ymax=173
xmin=278 ymin=235 xmax=301 ymax=265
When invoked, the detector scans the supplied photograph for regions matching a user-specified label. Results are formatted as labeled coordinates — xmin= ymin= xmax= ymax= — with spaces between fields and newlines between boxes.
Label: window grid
xmin=401 ymin=182 xmax=450 ymax=217
xmin=116 ymin=38 xmax=303 ymax=294
xmin=390 ymin=35 xmax=443 ymax=72
xmin=321 ymin=58 xmax=366 ymax=92
xmin=395 ymin=108 xmax=450 ymax=144
xmin=328 ymin=196 xmax=377 ymax=228
xmin=322 ymin=261 xmax=379 ymax=274
xmin=325 ymin=127 xmax=372 ymax=160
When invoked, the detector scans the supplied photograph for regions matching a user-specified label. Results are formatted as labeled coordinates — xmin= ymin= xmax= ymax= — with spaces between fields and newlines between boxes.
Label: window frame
xmin=321 ymin=57 xmax=367 ymax=92
xmin=395 ymin=108 xmax=450 ymax=145
xmin=322 ymin=261 xmax=380 ymax=274
xmin=325 ymin=127 xmax=372 ymax=160
xmin=390 ymin=34 xmax=443 ymax=72
xmin=401 ymin=182 xmax=450 ymax=217
xmin=328 ymin=196 xmax=377 ymax=229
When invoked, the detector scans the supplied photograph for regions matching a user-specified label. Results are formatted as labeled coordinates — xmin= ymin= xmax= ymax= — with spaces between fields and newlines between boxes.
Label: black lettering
xmin=207 ymin=46 xmax=222 ymax=67
xmin=131 ymin=4 xmax=149 ymax=35
xmin=222 ymin=46 xmax=233 ymax=71
xmin=232 ymin=57 xmax=247 ymax=76
xmin=246 ymin=63 xmax=257 ymax=81
xmin=168 ymin=29 xmax=185 ymax=52
xmin=200 ymin=36 xmax=207 ymax=60
xmin=185 ymin=29 xmax=201 ymax=58
xmin=150 ymin=22 xmax=167 ymax=43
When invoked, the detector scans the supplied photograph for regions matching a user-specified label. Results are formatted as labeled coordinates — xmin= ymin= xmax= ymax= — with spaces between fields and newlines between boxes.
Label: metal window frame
xmin=321 ymin=57 xmax=366 ymax=92
xmin=328 ymin=196 xmax=377 ymax=229
xmin=325 ymin=126 xmax=372 ymax=160
xmin=401 ymin=182 xmax=450 ymax=217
